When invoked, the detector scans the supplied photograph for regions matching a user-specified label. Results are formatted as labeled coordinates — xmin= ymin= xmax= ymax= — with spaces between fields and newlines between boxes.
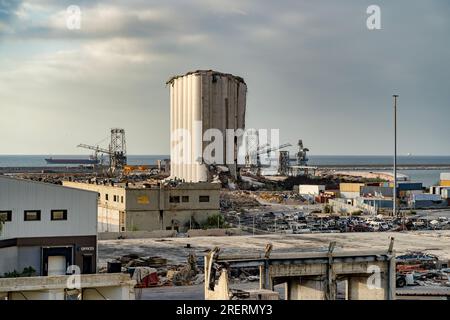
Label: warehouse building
xmin=0 ymin=176 xmax=98 ymax=276
xmin=409 ymin=194 xmax=447 ymax=209
xmin=62 ymin=180 xmax=220 ymax=233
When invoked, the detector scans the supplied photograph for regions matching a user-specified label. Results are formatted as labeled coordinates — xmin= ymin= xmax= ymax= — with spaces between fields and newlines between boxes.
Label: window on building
xmin=199 ymin=195 xmax=210 ymax=203
xmin=169 ymin=196 xmax=180 ymax=203
xmin=105 ymin=194 xmax=109 ymax=201
xmin=116 ymin=195 xmax=120 ymax=202
xmin=51 ymin=210 xmax=67 ymax=221
xmin=24 ymin=210 xmax=41 ymax=221
xmin=0 ymin=210 xmax=12 ymax=222
xmin=182 ymin=196 xmax=189 ymax=203
xmin=113 ymin=195 xmax=117 ymax=202
xmin=121 ymin=196 xmax=124 ymax=203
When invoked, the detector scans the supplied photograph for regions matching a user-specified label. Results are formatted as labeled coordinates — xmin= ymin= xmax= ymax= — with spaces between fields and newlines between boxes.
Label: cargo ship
xmin=45 ymin=157 xmax=99 ymax=165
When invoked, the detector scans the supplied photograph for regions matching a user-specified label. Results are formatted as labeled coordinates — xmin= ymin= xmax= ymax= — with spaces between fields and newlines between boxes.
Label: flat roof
xmin=0 ymin=175 xmax=98 ymax=196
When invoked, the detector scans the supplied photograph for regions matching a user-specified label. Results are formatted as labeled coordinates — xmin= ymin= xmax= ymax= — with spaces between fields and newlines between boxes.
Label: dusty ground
xmin=98 ymin=230 xmax=450 ymax=268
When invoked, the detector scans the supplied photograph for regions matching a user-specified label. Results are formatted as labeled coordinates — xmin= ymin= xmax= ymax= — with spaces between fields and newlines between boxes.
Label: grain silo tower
xmin=167 ymin=70 xmax=247 ymax=182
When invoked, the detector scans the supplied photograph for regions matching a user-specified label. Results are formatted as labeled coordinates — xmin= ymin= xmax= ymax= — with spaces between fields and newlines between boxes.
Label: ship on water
xmin=45 ymin=156 xmax=99 ymax=165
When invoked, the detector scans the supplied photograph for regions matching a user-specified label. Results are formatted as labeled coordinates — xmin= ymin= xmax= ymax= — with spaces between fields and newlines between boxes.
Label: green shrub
xmin=351 ymin=210 xmax=362 ymax=216
xmin=201 ymin=214 xmax=228 ymax=229
xmin=3 ymin=266 xmax=36 ymax=278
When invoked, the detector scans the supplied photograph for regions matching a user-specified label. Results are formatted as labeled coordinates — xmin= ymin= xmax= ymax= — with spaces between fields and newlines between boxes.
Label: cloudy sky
xmin=1 ymin=0 xmax=449 ymax=155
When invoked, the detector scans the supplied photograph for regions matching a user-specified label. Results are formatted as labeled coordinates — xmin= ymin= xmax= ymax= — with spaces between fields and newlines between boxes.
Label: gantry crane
xmin=246 ymin=143 xmax=292 ymax=176
xmin=78 ymin=128 xmax=127 ymax=175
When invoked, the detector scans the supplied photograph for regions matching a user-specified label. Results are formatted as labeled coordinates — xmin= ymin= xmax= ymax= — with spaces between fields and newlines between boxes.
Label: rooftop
xmin=166 ymin=69 xmax=246 ymax=85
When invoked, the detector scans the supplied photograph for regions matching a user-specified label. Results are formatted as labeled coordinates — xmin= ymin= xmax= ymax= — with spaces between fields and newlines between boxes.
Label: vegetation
xmin=3 ymin=266 xmax=36 ymax=278
xmin=201 ymin=214 xmax=228 ymax=229
xmin=350 ymin=210 xmax=363 ymax=216
xmin=184 ymin=216 xmax=200 ymax=229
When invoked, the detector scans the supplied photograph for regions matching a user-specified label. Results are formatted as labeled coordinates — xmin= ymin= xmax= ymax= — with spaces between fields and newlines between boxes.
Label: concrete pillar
xmin=348 ymin=276 xmax=386 ymax=300
xmin=259 ymin=265 xmax=272 ymax=290
xmin=286 ymin=277 xmax=325 ymax=300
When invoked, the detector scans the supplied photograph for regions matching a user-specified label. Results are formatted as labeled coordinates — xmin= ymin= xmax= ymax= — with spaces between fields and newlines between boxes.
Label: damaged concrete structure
xmin=205 ymin=242 xmax=396 ymax=300
xmin=0 ymin=273 xmax=135 ymax=300
xmin=62 ymin=181 xmax=220 ymax=233
xmin=167 ymin=70 xmax=247 ymax=182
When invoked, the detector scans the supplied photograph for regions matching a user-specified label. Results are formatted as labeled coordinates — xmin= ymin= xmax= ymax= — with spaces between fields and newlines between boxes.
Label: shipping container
xmin=361 ymin=186 xmax=393 ymax=197
xmin=340 ymin=183 xmax=364 ymax=193
xmin=397 ymin=182 xmax=423 ymax=191
xmin=440 ymin=180 xmax=450 ymax=187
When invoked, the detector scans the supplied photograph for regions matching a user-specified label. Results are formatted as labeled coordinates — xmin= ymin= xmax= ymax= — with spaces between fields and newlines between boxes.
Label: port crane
xmin=246 ymin=143 xmax=292 ymax=176
xmin=296 ymin=139 xmax=309 ymax=166
xmin=77 ymin=128 xmax=127 ymax=175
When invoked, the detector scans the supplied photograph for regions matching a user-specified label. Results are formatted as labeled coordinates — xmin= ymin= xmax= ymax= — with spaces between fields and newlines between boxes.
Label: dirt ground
xmin=98 ymin=230 xmax=450 ymax=268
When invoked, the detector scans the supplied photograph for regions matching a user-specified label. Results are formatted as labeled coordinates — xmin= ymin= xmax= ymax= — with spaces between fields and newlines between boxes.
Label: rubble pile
xmin=220 ymin=191 xmax=261 ymax=211
xmin=396 ymin=252 xmax=450 ymax=288
xmin=106 ymin=253 xmax=205 ymax=288
xmin=258 ymin=191 xmax=304 ymax=204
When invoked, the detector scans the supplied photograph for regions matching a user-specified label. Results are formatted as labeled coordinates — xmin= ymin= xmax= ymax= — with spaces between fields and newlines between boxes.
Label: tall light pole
xmin=393 ymin=95 xmax=399 ymax=218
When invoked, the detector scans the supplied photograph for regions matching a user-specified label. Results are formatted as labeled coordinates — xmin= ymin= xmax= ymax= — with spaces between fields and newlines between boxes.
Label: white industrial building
xmin=167 ymin=70 xmax=247 ymax=182
xmin=0 ymin=176 xmax=98 ymax=277
xmin=296 ymin=185 xmax=326 ymax=196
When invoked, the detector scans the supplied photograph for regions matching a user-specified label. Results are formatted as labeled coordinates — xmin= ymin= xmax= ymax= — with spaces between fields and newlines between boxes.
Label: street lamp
xmin=393 ymin=94 xmax=399 ymax=218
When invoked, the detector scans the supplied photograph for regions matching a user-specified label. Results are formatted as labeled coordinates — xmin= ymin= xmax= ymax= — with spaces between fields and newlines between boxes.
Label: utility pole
xmin=393 ymin=95 xmax=399 ymax=218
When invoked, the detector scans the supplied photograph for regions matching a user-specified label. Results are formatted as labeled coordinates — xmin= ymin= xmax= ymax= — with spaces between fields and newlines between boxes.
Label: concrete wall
xmin=17 ymin=246 xmax=41 ymax=275
xmin=98 ymin=207 xmax=121 ymax=232
xmin=0 ymin=246 xmax=41 ymax=276
xmin=168 ymin=70 xmax=247 ymax=182
xmin=98 ymin=230 xmax=176 ymax=240
xmin=187 ymin=228 xmax=244 ymax=237
xmin=0 ymin=177 xmax=97 ymax=240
